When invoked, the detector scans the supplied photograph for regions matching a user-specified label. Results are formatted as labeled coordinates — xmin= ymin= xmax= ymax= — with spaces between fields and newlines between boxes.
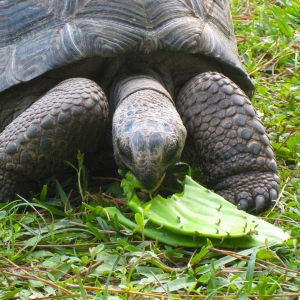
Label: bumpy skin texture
xmin=176 ymin=72 xmax=280 ymax=212
xmin=0 ymin=78 xmax=109 ymax=201
xmin=112 ymin=75 xmax=187 ymax=190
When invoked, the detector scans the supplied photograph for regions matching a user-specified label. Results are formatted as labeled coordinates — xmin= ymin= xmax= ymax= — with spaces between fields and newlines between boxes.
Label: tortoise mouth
xmin=140 ymin=172 xmax=166 ymax=191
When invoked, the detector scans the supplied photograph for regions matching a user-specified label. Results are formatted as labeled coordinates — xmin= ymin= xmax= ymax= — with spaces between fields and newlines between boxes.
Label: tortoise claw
xmin=238 ymin=199 xmax=249 ymax=211
xmin=269 ymin=188 xmax=278 ymax=206
xmin=254 ymin=195 xmax=266 ymax=213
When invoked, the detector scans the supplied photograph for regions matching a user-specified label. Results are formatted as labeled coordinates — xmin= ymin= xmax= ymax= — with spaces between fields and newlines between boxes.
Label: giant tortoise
xmin=0 ymin=0 xmax=280 ymax=212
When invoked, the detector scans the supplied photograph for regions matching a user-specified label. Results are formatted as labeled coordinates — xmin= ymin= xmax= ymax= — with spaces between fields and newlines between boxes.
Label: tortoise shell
xmin=0 ymin=0 xmax=254 ymax=96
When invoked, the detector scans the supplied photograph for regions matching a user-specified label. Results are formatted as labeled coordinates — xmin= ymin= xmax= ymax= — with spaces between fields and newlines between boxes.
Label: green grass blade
xmin=245 ymin=248 xmax=258 ymax=292
xmin=76 ymin=274 xmax=88 ymax=300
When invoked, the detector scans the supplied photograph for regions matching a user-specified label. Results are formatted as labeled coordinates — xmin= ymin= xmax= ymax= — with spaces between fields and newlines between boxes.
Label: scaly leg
xmin=176 ymin=72 xmax=280 ymax=213
xmin=0 ymin=78 xmax=109 ymax=201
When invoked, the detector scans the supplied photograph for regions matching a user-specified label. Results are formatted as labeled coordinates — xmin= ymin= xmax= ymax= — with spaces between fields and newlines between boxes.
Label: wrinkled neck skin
xmin=111 ymin=67 xmax=187 ymax=191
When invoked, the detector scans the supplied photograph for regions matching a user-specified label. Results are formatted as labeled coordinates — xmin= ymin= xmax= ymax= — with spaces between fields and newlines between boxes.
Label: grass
xmin=0 ymin=0 xmax=299 ymax=299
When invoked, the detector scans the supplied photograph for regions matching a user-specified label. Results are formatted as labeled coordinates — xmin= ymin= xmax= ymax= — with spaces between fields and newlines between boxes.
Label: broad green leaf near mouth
xmin=100 ymin=172 xmax=290 ymax=248
xmin=128 ymin=175 xmax=258 ymax=238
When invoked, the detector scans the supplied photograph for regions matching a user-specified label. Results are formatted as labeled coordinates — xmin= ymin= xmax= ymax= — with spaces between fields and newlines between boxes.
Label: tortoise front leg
xmin=0 ymin=78 xmax=109 ymax=202
xmin=176 ymin=72 xmax=280 ymax=213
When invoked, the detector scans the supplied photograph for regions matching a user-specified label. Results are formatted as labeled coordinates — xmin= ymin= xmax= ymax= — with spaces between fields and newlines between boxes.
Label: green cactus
xmin=99 ymin=205 xmax=289 ymax=248
xmin=123 ymin=174 xmax=260 ymax=238
xmin=98 ymin=171 xmax=290 ymax=248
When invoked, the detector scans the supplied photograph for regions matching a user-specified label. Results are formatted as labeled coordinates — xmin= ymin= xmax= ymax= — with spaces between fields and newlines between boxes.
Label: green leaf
xmin=144 ymin=203 xmax=152 ymax=214
xmin=33 ymin=199 xmax=67 ymax=217
xmin=76 ymin=274 xmax=88 ymax=300
xmin=198 ymin=272 xmax=211 ymax=283
xmin=166 ymin=284 xmax=173 ymax=300
xmin=190 ymin=246 xmax=209 ymax=264
xmin=271 ymin=6 xmax=294 ymax=36
xmin=134 ymin=213 xmax=144 ymax=228
xmin=0 ymin=210 xmax=7 ymax=219
xmin=55 ymin=179 xmax=71 ymax=210
xmin=39 ymin=184 xmax=48 ymax=202
xmin=77 ymin=151 xmax=85 ymax=168
xmin=256 ymin=248 xmax=277 ymax=259
xmin=128 ymin=175 xmax=289 ymax=243
xmin=255 ymin=275 xmax=268 ymax=295
xmin=128 ymin=175 xmax=258 ymax=238
xmin=29 ymin=279 xmax=44 ymax=288
xmin=94 ymin=244 xmax=105 ymax=254
xmin=50 ymin=262 xmax=72 ymax=281
xmin=1 ymin=288 xmax=23 ymax=299
xmin=245 ymin=248 xmax=258 ymax=291
xmin=153 ymin=275 xmax=196 ymax=292
xmin=286 ymin=135 xmax=299 ymax=150
xmin=106 ymin=181 xmax=124 ymax=198
xmin=81 ymin=255 xmax=90 ymax=266
xmin=266 ymin=274 xmax=284 ymax=295
xmin=207 ymin=259 xmax=216 ymax=290
xmin=117 ymin=238 xmax=141 ymax=252
xmin=100 ymin=206 xmax=290 ymax=249
xmin=63 ymin=160 xmax=78 ymax=172
xmin=86 ymin=222 xmax=109 ymax=242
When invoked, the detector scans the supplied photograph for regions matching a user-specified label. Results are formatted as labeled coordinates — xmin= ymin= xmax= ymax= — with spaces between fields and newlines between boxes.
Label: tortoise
xmin=0 ymin=0 xmax=280 ymax=212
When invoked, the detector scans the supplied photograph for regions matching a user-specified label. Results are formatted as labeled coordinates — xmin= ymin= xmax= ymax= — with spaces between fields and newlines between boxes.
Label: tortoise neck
xmin=110 ymin=71 xmax=174 ymax=112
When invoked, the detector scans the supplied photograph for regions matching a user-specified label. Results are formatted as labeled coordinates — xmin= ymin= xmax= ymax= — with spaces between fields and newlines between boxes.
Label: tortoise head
xmin=112 ymin=75 xmax=186 ymax=190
